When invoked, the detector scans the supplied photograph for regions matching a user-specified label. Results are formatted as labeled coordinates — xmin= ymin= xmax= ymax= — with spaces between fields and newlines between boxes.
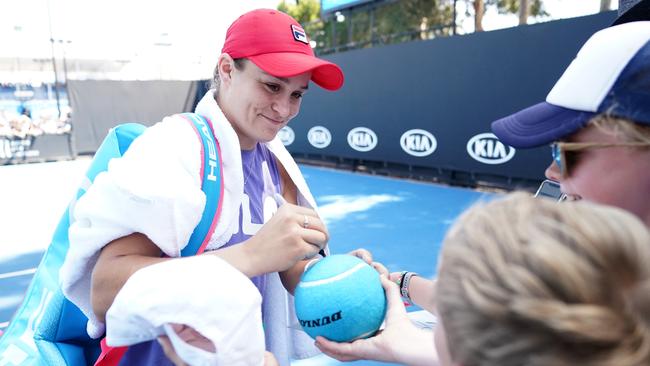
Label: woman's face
xmin=544 ymin=124 xmax=650 ymax=223
xmin=219 ymin=58 xmax=311 ymax=150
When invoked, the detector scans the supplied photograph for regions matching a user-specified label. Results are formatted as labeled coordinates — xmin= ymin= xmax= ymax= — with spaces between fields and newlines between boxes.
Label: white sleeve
xmin=60 ymin=115 xmax=206 ymax=336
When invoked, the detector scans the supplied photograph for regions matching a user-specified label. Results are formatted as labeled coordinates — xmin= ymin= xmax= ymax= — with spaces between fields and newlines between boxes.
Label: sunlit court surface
xmin=0 ymin=159 xmax=496 ymax=365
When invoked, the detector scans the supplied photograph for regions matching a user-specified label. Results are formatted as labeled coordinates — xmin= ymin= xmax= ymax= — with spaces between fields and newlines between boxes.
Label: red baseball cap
xmin=221 ymin=9 xmax=344 ymax=91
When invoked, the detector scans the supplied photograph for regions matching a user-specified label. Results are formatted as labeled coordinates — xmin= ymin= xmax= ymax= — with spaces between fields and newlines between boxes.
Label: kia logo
xmin=466 ymin=133 xmax=515 ymax=164
xmin=347 ymin=127 xmax=377 ymax=152
xmin=278 ymin=126 xmax=295 ymax=146
xmin=400 ymin=129 xmax=437 ymax=157
xmin=307 ymin=126 xmax=332 ymax=149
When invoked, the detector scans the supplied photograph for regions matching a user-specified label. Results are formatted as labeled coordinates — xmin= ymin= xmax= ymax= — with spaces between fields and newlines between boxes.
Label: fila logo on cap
xmin=291 ymin=24 xmax=309 ymax=44
xmin=467 ymin=133 xmax=515 ymax=164
xmin=400 ymin=129 xmax=437 ymax=157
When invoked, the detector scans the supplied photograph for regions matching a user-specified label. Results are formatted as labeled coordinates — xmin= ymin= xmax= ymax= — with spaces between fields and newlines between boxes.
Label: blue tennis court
xmin=0 ymin=159 xmax=498 ymax=365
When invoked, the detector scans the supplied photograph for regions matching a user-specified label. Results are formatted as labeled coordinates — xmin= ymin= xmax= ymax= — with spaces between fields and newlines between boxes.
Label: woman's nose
xmin=544 ymin=160 xmax=561 ymax=182
xmin=272 ymin=99 xmax=291 ymax=119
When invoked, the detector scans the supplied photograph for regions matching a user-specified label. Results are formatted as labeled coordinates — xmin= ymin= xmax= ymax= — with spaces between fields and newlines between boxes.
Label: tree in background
xmin=278 ymin=0 xmax=322 ymax=43
xmin=277 ymin=0 xmax=620 ymax=51
xmin=472 ymin=0 xmax=485 ymax=32
xmin=278 ymin=0 xmax=454 ymax=53
xmin=372 ymin=0 xmax=454 ymax=44
xmin=600 ymin=0 xmax=612 ymax=11
xmin=278 ymin=0 xmax=320 ymax=23
xmin=278 ymin=0 xmax=617 ymax=47
xmin=468 ymin=0 xmax=547 ymax=31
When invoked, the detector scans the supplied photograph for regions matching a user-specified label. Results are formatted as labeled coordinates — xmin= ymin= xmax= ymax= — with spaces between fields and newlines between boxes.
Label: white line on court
xmin=0 ymin=268 xmax=36 ymax=280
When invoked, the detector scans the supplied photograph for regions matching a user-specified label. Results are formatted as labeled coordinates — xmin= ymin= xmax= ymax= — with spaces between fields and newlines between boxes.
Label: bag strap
xmin=178 ymin=113 xmax=224 ymax=256
xmin=95 ymin=114 xmax=223 ymax=366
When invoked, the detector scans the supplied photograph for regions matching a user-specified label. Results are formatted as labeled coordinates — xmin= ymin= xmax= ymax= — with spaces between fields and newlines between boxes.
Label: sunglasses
xmin=551 ymin=141 xmax=650 ymax=177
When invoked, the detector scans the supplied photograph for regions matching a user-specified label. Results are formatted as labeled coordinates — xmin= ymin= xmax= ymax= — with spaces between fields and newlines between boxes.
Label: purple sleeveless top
xmin=119 ymin=143 xmax=282 ymax=365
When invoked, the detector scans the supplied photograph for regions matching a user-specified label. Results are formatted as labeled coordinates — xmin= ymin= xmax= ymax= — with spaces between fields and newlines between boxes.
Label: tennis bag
xmin=0 ymin=113 xmax=223 ymax=366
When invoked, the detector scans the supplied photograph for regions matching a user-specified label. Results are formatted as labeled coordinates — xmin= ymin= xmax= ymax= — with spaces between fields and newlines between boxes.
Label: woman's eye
xmin=265 ymin=83 xmax=280 ymax=92
xmin=292 ymin=92 xmax=303 ymax=99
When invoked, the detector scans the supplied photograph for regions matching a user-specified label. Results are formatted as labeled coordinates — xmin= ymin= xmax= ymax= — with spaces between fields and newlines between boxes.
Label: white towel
xmin=106 ymin=255 xmax=265 ymax=366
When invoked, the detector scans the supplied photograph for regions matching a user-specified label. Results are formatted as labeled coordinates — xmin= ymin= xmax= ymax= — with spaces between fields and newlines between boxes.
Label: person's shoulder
xmin=122 ymin=115 xmax=203 ymax=162
xmin=143 ymin=115 xmax=200 ymax=142
xmin=159 ymin=114 xmax=198 ymax=131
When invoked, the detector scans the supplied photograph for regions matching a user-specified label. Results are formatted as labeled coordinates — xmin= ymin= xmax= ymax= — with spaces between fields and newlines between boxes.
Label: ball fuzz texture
xmin=294 ymin=254 xmax=387 ymax=342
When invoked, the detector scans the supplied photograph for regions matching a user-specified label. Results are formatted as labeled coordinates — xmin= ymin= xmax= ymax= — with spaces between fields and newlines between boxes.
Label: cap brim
xmin=249 ymin=52 xmax=344 ymax=91
xmin=491 ymin=102 xmax=595 ymax=148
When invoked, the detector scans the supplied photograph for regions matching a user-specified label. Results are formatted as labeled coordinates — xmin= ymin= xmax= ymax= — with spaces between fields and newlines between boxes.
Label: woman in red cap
xmin=59 ymin=8 xmax=348 ymax=366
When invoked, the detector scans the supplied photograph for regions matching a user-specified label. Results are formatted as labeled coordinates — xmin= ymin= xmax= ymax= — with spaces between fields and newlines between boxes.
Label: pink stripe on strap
xmin=197 ymin=115 xmax=222 ymax=255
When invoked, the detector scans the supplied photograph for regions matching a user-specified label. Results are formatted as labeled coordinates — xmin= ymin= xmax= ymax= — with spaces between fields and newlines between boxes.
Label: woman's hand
xmin=157 ymin=324 xmax=278 ymax=366
xmin=244 ymin=203 xmax=329 ymax=275
xmin=389 ymin=272 xmax=437 ymax=312
xmin=157 ymin=323 xmax=215 ymax=366
xmin=348 ymin=248 xmax=389 ymax=276
xmin=348 ymin=248 xmax=373 ymax=263
xmin=314 ymin=275 xmax=438 ymax=365
xmin=263 ymin=351 xmax=279 ymax=366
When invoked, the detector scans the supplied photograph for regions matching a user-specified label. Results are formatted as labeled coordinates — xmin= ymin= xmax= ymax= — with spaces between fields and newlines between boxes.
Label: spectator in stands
xmin=491 ymin=22 xmax=650 ymax=227
xmin=19 ymin=105 xmax=31 ymax=119
xmin=316 ymin=193 xmax=650 ymax=366
xmin=9 ymin=113 xmax=31 ymax=139
xmin=0 ymin=112 xmax=10 ymax=137
xmin=60 ymin=8 xmax=350 ymax=366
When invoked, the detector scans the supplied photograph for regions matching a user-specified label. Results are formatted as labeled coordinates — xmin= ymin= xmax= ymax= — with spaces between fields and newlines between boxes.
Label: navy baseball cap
xmin=492 ymin=22 xmax=650 ymax=148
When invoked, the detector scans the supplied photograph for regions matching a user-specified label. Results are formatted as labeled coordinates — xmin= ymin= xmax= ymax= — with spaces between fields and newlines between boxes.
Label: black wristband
xmin=400 ymin=272 xmax=419 ymax=301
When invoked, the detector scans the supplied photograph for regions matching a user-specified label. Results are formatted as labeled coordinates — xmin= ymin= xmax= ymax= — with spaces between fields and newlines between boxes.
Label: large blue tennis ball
xmin=294 ymin=254 xmax=387 ymax=342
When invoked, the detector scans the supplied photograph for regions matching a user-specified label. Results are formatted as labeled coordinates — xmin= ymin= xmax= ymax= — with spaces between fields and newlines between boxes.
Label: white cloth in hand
xmin=106 ymin=255 xmax=265 ymax=366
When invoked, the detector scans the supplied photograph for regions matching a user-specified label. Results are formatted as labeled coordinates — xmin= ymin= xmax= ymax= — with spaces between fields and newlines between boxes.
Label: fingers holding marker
xmin=274 ymin=193 xmax=330 ymax=243
xmin=300 ymin=228 xmax=328 ymax=249
xmin=300 ymin=218 xmax=328 ymax=262
xmin=298 ymin=213 xmax=329 ymax=243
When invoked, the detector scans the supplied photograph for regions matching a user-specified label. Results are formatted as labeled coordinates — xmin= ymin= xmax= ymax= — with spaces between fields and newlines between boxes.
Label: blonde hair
xmin=436 ymin=192 xmax=650 ymax=366
xmin=589 ymin=113 xmax=650 ymax=145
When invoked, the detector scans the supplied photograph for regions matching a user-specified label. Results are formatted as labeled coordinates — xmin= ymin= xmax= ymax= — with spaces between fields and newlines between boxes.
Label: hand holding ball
xmin=294 ymin=254 xmax=387 ymax=342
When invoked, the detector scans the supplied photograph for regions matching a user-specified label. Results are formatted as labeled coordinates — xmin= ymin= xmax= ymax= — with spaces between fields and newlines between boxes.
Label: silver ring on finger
xmin=303 ymin=215 xmax=310 ymax=229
